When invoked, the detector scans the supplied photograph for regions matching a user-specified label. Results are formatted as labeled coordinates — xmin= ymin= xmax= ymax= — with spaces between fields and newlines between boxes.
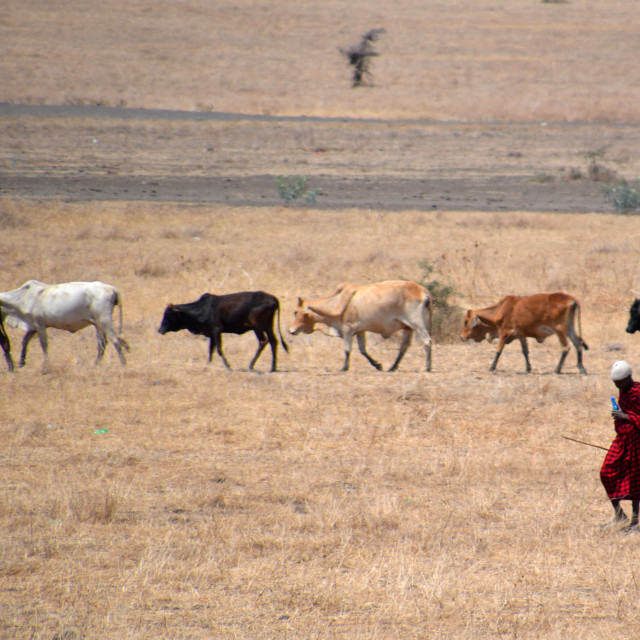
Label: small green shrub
xmin=603 ymin=179 xmax=640 ymax=213
xmin=276 ymin=175 xmax=322 ymax=204
xmin=582 ymin=148 xmax=617 ymax=183
xmin=416 ymin=260 xmax=464 ymax=343
xmin=530 ymin=172 xmax=554 ymax=184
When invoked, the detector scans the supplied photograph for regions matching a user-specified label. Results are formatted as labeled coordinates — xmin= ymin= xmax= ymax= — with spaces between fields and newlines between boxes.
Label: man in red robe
xmin=601 ymin=360 xmax=640 ymax=530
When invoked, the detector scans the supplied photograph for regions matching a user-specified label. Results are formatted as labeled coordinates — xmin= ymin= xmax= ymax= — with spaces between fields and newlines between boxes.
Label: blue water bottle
xmin=611 ymin=397 xmax=619 ymax=410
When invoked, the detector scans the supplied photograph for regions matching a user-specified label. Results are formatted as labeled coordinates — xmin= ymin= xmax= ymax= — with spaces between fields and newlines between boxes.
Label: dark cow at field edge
xmin=157 ymin=291 xmax=288 ymax=371
xmin=0 ymin=280 xmax=129 ymax=371
xmin=0 ymin=308 xmax=14 ymax=371
xmin=460 ymin=292 xmax=588 ymax=374
xmin=289 ymin=280 xmax=432 ymax=372
xmin=626 ymin=298 xmax=640 ymax=334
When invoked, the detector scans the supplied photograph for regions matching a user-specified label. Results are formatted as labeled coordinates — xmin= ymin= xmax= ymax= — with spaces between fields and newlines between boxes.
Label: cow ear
xmin=468 ymin=315 xmax=480 ymax=329
xmin=297 ymin=297 xmax=305 ymax=307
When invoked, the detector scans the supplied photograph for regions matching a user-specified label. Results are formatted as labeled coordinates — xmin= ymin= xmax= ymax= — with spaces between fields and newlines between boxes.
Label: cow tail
xmin=425 ymin=292 xmax=433 ymax=336
xmin=574 ymin=300 xmax=588 ymax=351
xmin=277 ymin=299 xmax=289 ymax=353
xmin=115 ymin=290 xmax=131 ymax=351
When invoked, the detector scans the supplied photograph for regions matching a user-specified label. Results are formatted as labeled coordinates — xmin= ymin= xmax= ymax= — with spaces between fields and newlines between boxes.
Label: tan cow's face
xmin=461 ymin=310 xmax=494 ymax=343
xmin=289 ymin=298 xmax=316 ymax=335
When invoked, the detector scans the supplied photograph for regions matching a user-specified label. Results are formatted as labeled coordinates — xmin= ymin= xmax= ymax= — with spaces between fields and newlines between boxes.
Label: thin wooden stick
xmin=562 ymin=435 xmax=609 ymax=451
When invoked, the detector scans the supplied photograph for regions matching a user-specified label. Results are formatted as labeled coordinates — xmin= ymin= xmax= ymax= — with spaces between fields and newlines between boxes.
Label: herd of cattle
xmin=1 ymin=278 xmax=639 ymax=374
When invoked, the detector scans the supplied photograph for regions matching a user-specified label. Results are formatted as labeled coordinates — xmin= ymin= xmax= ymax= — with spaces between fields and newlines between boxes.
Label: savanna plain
xmin=3 ymin=1 xmax=640 ymax=639
xmin=3 ymin=203 xmax=640 ymax=640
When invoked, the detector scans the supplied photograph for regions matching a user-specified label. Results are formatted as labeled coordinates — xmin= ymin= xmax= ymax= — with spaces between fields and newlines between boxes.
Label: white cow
xmin=290 ymin=280 xmax=432 ymax=371
xmin=0 ymin=280 xmax=129 ymax=371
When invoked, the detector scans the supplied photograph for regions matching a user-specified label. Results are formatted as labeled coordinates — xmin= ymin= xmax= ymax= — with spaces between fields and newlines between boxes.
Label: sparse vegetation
xmin=276 ymin=175 xmax=322 ymax=204
xmin=583 ymin=149 xmax=618 ymax=183
xmin=603 ymin=179 xmax=640 ymax=213
xmin=531 ymin=172 xmax=555 ymax=183
xmin=416 ymin=260 xmax=463 ymax=342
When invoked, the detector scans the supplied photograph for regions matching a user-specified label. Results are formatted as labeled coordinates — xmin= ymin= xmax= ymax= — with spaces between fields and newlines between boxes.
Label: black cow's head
xmin=158 ymin=304 xmax=182 ymax=334
xmin=627 ymin=298 xmax=640 ymax=334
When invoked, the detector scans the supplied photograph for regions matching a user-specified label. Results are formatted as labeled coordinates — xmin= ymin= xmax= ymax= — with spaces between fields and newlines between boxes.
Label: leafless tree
xmin=339 ymin=28 xmax=386 ymax=88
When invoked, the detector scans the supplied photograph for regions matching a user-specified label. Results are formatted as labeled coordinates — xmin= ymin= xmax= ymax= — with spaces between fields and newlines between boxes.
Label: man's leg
xmin=611 ymin=499 xmax=628 ymax=523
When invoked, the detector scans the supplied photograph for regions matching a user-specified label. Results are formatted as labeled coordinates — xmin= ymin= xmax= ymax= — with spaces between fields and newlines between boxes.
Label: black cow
xmin=0 ymin=308 xmax=14 ymax=372
xmin=158 ymin=291 xmax=288 ymax=371
xmin=627 ymin=298 xmax=640 ymax=334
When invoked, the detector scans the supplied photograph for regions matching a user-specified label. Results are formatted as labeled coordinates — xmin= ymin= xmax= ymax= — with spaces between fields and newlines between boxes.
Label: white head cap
xmin=611 ymin=360 xmax=632 ymax=381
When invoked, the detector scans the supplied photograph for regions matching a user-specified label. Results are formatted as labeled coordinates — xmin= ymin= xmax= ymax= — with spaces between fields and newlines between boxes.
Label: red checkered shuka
xmin=601 ymin=381 xmax=640 ymax=500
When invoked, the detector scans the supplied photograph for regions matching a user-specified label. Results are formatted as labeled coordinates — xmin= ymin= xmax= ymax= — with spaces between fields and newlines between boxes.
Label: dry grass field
xmin=3 ymin=1 xmax=640 ymax=639
xmin=2 ymin=200 xmax=640 ymax=640
xmin=1 ymin=0 xmax=640 ymax=122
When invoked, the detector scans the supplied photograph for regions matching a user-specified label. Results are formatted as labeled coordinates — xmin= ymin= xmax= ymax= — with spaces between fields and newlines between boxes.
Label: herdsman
xmin=600 ymin=360 xmax=640 ymax=530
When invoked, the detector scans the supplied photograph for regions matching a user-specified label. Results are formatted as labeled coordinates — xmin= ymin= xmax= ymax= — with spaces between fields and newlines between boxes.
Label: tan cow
xmin=290 ymin=280 xmax=432 ymax=372
xmin=460 ymin=292 xmax=588 ymax=374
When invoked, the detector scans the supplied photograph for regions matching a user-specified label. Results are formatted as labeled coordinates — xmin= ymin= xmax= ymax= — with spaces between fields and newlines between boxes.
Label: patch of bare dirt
xmin=1 ymin=104 xmax=636 ymax=213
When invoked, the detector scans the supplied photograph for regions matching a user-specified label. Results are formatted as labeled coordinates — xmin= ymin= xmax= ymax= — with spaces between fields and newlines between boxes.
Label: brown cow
xmin=460 ymin=292 xmax=588 ymax=374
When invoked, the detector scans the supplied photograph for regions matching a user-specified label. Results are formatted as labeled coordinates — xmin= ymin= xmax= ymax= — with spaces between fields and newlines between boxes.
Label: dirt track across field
xmin=2 ymin=102 xmax=637 ymax=213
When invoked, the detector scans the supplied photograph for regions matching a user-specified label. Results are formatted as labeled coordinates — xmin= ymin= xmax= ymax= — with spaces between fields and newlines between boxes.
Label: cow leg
xmin=356 ymin=333 xmax=383 ymax=371
xmin=554 ymin=333 xmax=572 ymax=374
xmin=341 ymin=333 xmax=355 ymax=371
xmin=567 ymin=328 xmax=587 ymax=375
xmin=0 ymin=335 xmax=13 ymax=372
xmin=95 ymin=326 xmax=108 ymax=363
xmin=35 ymin=328 xmax=49 ymax=372
xmin=489 ymin=337 xmax=506 ymax=373
xmin=519 ymin=338 xmax=532 ymax=373
xmin=213 ymin=333 xmax=232 ymax=370
xmin=412 ymin=325 xmax=432 ymax=372
xmin=574 ymin=344 xmax=587 ymax=375
xmin=3 ymin=349 xmax=13 ymax=372
xmin=266 ymin=327 xmax=278 ymax=372
xmin=109 ymin=332 xmax=128 ymax=366
xmin=112 ymin=338 xmax=128 ymax=366
xmin=19 ymin=329 xmax=37 ymax=367
xmin=388 ymin=329 xmax=412 ymax=372
xmin=556 ymin=349 xmax=570 ymax=374
xmin=249 ymin=330 xmax=269 ymax=371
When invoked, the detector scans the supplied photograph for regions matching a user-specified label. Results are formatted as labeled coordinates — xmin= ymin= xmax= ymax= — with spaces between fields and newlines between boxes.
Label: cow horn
xmin=297 ymin=297 xmax=305 ymax=306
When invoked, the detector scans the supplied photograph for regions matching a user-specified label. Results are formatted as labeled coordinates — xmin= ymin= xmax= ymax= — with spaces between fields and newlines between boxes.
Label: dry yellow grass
xmin=2 ymin=199 xmax=640 ymax=639
xmin=2 ymin=0 xmax=640 ymax=122
xmin=3 ymin=1 xmax=640 ymax=637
